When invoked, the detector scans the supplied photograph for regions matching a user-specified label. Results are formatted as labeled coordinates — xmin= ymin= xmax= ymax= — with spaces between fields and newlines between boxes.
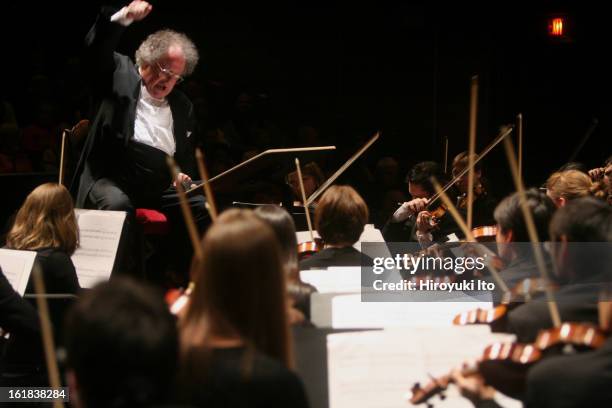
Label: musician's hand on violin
xmin=174 ymin=172 xmax=196 ymax=190
xmin=589 ymin=167 xmax=605 ymax=181
xmin=126 ymin=0 xmax=153 ymax=21
xmin=407 ymin=198 xmax=429 ymax=215
xmin=451 ymin=368 xmax=496 ymax=404
xmin=416 ymin=211 xmax=435 ymax=233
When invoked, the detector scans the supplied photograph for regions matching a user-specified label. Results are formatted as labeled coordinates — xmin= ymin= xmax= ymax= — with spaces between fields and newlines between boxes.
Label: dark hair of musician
xmin=406 ymin=161 xmax=444 ymax=196
xmin=64 ymin=277 xmax=178 ymax=408
xmin=181 ymin=209 xmax=292 ymax=372
xmin=286 ymin=162 xmax=325 ymax=189
xmin=254 ymin=205 xmax=298 ymax=275
xmin=452 ymin=151 xmax=482 ymax=175
xmin=558 ymin=161 xmax=589 ymax=174
xmin=494 ymin=188 xmax=556 ymax=243
xmin=549 ymin=196 xmax=612 ymax=243
xmin=254 ymin=205 xmax=316 ymax=317
xmin=315 ymin=185 xmax=369 ymax=246
xmin=6 ymin=183 xmax=78 ymax=255
xmin=549 ymin=197 xmax=612 ymax=281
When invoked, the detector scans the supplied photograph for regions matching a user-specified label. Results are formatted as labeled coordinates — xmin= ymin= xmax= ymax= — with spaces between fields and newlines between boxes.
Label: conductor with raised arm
xmin=73 ymin=1 xmax=208 ymax=278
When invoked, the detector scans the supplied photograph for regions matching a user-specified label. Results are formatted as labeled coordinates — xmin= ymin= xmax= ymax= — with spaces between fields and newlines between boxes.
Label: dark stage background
xmin=1 ymin=1 xmax=610 ymax=226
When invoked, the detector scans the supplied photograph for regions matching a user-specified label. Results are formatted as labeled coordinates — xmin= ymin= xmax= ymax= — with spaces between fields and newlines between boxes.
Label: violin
xmin=409 ymin=322 xmax=609 ymax=405
xmin=452 ymin=277 xmax=560 ymax=329
xmin=409 ymin=341 xmax=542 ymax=405
xmin=297 ymin=237 xmax=324 ymax=260
xmin=418 ymin=126 xmax=514 ymax=230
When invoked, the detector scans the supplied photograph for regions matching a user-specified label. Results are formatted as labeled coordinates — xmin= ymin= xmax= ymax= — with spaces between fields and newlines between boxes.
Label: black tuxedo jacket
xmin=73 ymin=7 xmax=197 ymax=207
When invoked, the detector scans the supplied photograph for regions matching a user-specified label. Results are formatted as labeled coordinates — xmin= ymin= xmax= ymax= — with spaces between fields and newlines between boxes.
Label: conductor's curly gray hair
xmin=135 ymin=29 xmax=199 ymax=76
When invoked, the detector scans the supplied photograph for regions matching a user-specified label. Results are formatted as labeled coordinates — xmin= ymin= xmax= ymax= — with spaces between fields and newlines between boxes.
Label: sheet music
xmin=311 ymin=293 xmax=493 ymax=329
xmin=72 ymin=209 xmax=126 ymax=288
xmin=0 ymin=249 xmax=37 ymax=295
xmin=327 ymin=327 xmax=519 ymax=408
xmin=300 ymin=267 xmax=363 ymax=294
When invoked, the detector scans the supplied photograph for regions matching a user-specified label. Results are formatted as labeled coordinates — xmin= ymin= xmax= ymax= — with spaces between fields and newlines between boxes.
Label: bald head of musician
xmin=494 ymin=189 xmax=556 ymax=262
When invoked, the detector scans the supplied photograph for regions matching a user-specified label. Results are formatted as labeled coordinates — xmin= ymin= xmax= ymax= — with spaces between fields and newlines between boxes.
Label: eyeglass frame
xmin=155 ymin=62 xmax=184 ymax=84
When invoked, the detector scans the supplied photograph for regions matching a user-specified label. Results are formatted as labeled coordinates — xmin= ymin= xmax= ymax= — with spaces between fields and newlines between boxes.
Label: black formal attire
xmin=299 ymin=246 xmax=366 ymax=270
xmin=178 ymin=347 xmax=309 ymax=408
xmin=1 ymin=248 xmax=79 ymax=387
xmin=72 ymin=7 xmax=207 ymax=279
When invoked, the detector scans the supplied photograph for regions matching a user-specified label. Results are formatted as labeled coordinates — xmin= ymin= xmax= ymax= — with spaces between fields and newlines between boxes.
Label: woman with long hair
xmin=546 ymin=169 xmax=607 ymax=207
xmin=3 ymin=182 xmax=81 ymax=386
xmin=6 ymin=182 xmax=80 ymax=293
xmin=178 ymin=209 xmax=309 ymax=408
xmin=254 ymin=204 xmax=316 ymax=324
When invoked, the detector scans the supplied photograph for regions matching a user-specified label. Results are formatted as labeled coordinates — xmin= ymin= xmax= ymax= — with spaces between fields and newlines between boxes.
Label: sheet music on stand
xmin=327 ymin=327 xmax=520 ymax=408
xmin=0 ymin=248 xmax=37 ymax=295
xmin=311 ymin=293 xmax=493 ymax=329
xmin=72 ymin=209 xmax=126 ymax=288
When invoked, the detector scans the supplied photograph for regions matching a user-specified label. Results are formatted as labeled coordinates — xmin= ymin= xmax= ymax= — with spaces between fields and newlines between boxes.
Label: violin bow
xmin=443 ymin=136 xmax=449 ymax=175
xmin=502 ymin=137 xmax=562 ymax=328
xmin=431 ymin=178 xmax=510 ymax=295
xmin=467 ymin=75 xmax=478 ymax=231
xmin=566 ymin=117 xmax=599 ymax=166
xmin=427 ymin=125 xmax=514 ymax=210
xmin=166 ymin=156 xmax=203 ymax=261
xmin=305 ymin=131 xmax=380 ymax=206
xmin=195 ymin=148 xmax=218 ymax=222
xmin=295 ymin=158 xmax=315 ymax=242
xmin=32 ymin=263 xmax=65 ymax=408
xmin=59 ymin=130 xmax=67 ymax=186
xmin=517 ymin=113 xmax=523 ymax=181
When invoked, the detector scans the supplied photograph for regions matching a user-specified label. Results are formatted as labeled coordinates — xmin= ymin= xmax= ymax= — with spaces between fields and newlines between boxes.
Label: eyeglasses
xmin=156 ymin=63 xmax=184 ymax=83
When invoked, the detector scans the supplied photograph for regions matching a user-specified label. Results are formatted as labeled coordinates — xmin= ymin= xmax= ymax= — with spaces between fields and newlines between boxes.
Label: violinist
xmin=286 ymin=161 xmax=325 ymax=206
xmin=64 ymin=277 xmax=178 ymax=408
xmin=177 ymin=209 xmax=309 ymax=408
xmin=521 ymin=325 xmax=612 ymax=407
xmin=506 ymin=197 xmax=612 ymax=343
xmin=2 ymin=183 xmax=81 ymax=386
xmin=415 ymin=152 xmax=496 ymax=247
xmin=299 ymin=185 xmax=369 ymax=270
xmin=452 ymin=152 xmax=497 ymax=221
xmin=383 ymin=161 xmax=458 ymax=242
xmin=253 ymin=205 xmax=316 ymax=324
xmin=489 ymin=189 xmax=557 ymax=293
xmin=545 ymin=169 xmax=606 ymax=208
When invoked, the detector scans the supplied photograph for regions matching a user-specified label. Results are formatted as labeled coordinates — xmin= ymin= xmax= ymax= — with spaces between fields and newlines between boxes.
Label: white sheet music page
xmin=300 ymin=267 xmax=362 ymax=294
xmin=327 ymin=327 xmax=519 ymax=408
xmin=0 ymin=248 xmax=37 ymax=295
xmin=311 ymin=293 xmax=493 ymax=329
xmin=72 ymin=209 xmax=126 ymax=288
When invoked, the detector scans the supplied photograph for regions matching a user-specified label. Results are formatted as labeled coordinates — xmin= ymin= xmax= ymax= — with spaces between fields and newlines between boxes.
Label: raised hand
xmin=126 ymin=0 xmax=153 ymax=22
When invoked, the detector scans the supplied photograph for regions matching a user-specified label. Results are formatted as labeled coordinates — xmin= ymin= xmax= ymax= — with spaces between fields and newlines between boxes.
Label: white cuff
xmin=110 ymin=7 xmax=133 ymax=26
xmin=391 ymin=202 xmax=412 ymax=222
